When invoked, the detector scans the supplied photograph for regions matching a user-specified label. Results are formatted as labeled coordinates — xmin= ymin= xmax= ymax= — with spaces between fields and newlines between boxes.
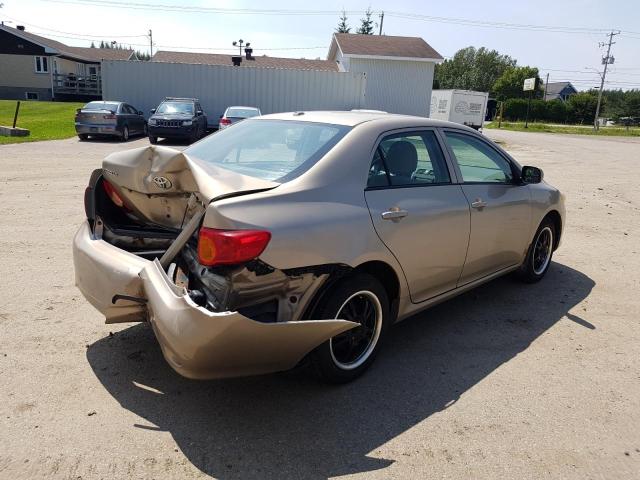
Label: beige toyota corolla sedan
xmin=73 ymin=111 xmax=565 ymax=383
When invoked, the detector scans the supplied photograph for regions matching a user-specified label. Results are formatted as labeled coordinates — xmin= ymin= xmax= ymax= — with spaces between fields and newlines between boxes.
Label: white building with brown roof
xmin=145 ymin=33 xmax=443 ymax=117
xmin=328 ymin=33 xmax=443 ymax=116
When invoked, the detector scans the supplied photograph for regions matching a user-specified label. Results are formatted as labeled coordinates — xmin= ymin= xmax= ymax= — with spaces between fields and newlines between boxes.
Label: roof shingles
xmin=333 ymin=33 xmax=443 ymax=60
xmin=152 ymin=51 xmax=338 ymax=71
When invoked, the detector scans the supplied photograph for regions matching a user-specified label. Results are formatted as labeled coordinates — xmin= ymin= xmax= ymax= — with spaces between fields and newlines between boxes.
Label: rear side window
xmin=227 ymin=108 xmax=260 ymax=118
xmin=444 ymin=132 xmax=513 ymax=183
xmin=367 ymin=130 xmax=451 ymax=188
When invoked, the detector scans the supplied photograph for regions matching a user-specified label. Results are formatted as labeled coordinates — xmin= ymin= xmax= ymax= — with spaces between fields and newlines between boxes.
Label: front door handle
xmin=471 ymin=198 xmax=487 ymax=209
xmin=381 ymin=208 xmax=408 ymax=221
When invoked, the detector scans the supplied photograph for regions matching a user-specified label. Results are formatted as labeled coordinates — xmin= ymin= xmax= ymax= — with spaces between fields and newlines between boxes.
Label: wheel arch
xmin=543 ymin=210 xmax=562 ymax=250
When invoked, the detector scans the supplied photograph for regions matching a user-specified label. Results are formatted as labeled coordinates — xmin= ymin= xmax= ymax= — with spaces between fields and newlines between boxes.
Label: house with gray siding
xmin=544 ymin=82 xmax=578 ymax=102
xmin=0 ymin=24 xmax=135 ymax=101
xmin=327 ymin=33 xmax=444 ymax=116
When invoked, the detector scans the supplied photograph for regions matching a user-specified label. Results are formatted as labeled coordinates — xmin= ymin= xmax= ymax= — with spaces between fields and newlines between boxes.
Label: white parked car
xmin=218 ymin=106 xmax=261 ymax=129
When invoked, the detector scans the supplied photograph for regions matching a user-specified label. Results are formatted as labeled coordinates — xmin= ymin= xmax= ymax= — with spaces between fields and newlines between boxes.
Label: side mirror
xmin=521 ymin=166 xmax=543 ymax=184
xmin=137 ymin=110 xmax=143 ymax=115
xmin=196 ymin=110 xmax=203 ymax=116
xmin=150 ymin=108 xmax=156 ymax=114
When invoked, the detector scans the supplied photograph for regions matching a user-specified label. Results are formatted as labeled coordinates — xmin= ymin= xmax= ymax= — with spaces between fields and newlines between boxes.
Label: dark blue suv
xmin=147 ymin=97 xmax=207 ymax=144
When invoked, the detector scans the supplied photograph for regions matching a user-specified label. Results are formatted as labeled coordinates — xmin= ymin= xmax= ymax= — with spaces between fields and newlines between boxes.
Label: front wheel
xmin=78 ymin=134 xmax=89 ymax=141
xmin=121 ymin=126 xmax=129 ymax=142
xmin=309 ymin=273 xmax=390 ymax=383
xmin=148 ymin=135 xmax=157 ymax=145
xmin=518 ymin=218 xmax=555 ymax=283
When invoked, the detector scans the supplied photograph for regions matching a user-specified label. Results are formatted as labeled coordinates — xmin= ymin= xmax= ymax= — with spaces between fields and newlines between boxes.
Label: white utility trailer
xmin=430 ymin=89 xmax=489 ymax=130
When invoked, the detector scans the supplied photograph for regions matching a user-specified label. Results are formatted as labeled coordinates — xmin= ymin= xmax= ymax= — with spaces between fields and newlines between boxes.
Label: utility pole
xmin=378 ymin=11 xmax=384 ymax=35
xmin=148 ymin=29 xmax=153 ymax=58
xmin=543 ymin=72 xmax=549 ymax=100
xmin=594 ymin=30 xmax=620 ymax=130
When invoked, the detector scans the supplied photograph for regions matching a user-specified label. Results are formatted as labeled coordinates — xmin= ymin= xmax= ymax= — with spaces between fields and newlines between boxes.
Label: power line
xmin=39 ymin=0 xmax=635 ymax=36
xmin=1 ymin=13 xmax=146 ymax=37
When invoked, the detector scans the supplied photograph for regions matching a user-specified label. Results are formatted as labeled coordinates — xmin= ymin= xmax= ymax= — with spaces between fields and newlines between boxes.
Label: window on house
xmin=34 ymin=56 xmax=49 ymax=73
xmin=25 ymin=92 xmax=39 ymax=100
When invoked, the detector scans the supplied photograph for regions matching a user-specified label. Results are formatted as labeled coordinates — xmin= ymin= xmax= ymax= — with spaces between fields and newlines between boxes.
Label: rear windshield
xmin=185 ymin=119 xmax=350 ymax=182
xmin=156 ymin=102 xmax=194 ymax=115
xmin=226 ymin=108 xmax=260 ymax=118
xmin=83 ymin=101 xmax=119 ymax=111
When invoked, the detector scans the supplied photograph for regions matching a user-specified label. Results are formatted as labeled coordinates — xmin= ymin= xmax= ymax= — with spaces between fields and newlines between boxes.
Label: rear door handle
xmin=471 ymin=198 xmax=487 ymax=209
xmin=381 ymin=208 xmax=408 ymax=221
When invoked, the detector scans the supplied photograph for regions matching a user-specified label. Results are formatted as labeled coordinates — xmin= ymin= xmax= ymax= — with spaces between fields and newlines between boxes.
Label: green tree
xmin=99 ymin=40 xmax=105 ymax=48
xmin=357 ymin=7 xmax=374 ymax=35
xmin=336 ymin=10 xmax=351 ymax=33
xmin=493 ymin=66 xmax=541 ymax=101
xmin=434 ymin=47 xmax=516 ymax=93
xmin=567 ymin=92 xmax=599 ymax=124
xmin=90 ymin=41 xmax=95 ymax=48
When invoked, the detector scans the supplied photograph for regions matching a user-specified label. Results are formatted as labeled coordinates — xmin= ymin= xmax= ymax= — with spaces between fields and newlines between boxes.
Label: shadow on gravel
xmin=87 ymin=262 xmax=594 ymax=480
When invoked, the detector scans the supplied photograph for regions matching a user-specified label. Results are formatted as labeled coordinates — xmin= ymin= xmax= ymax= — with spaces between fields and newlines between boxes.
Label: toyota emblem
xmin=153 ymin=176 xmax=172 ymax=189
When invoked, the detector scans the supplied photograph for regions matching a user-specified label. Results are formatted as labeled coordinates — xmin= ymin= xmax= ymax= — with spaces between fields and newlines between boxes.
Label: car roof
xmin=256 ymin=111 xmax=473 ymax=130
xmin=226 ymin=106 xmax=260 ymax=110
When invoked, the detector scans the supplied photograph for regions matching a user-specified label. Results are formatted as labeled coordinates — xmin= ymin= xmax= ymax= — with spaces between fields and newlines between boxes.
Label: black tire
xmin=78 ymin=134 xmax=89 ymax=141
xmin=121 ymin=126 xmax=129 ymax=142
xmin=143 ymin=124 xmax=148 ymax=136
xmin=518 ymin=218 xmax=555 ymax=283
xmin=148 ymin=135 xmax=157 ymax=145
xmin=309 ymin=273 xmax=391 ymax=383
xmin=189 ymin=126 xmax=200 ymax=144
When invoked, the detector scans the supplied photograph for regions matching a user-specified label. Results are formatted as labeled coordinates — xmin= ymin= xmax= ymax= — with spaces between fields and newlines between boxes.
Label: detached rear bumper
xmin=73 ymin=222 xmax=357 ymax=379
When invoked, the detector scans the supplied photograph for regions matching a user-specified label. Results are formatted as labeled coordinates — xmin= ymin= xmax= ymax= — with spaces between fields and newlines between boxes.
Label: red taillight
xmin=219 ymin=118 xmax=232 ymax=126
xmin=103 ymin=114 xmax=116 ymax=120
xmin=102 ymin=179 xmax=125 ymax=207
xmin=197 ymin=228 xmax=271 ymax=266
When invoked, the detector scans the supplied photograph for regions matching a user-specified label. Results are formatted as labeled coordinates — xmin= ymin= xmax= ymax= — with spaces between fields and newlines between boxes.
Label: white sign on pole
xmin=523 ymin=77 xmax=536 ymax=91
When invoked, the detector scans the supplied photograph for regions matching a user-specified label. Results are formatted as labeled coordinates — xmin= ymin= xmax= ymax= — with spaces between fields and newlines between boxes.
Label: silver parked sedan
xmin=73 ymin=111 xmax=565 ymax=383
xmin=75 ymin=101 xmax=147 ymax=141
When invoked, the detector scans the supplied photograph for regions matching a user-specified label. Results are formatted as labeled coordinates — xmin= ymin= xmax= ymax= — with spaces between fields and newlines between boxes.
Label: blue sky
xmin=2 ymin=0 xmax=639 ymax=90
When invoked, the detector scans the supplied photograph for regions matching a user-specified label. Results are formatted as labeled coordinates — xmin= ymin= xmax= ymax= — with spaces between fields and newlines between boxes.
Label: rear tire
xmin=148 ymin=135 xmax=157 ymax=145
xmin=309 ymin=273 xmax=390 ymax=383
xmin=78 ymin=134 xmax=89 ymax=141
xmin=121 ymin=126 xmax=129 ymax=142
xmin=518 ymin=218 xmax=555 ymax=283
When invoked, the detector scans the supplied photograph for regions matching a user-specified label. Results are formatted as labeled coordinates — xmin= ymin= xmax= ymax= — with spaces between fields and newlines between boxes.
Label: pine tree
xmin=357 ymin=7 xmax=374 ymax=35
xmin=336 ymin=10 xmax=351 ymax=33
xmin=90 ymin=41 xmax=96 ymax=48
xmin=99 ymin=40 xmax=105 ymax=48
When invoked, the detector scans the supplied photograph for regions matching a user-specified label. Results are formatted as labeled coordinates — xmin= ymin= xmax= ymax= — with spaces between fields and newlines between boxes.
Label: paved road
xmin=1 ymin=131 xmax=639 ymax=479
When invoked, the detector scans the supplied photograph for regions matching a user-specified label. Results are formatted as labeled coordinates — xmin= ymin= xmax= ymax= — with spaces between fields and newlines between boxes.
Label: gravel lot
xmin=1 ymin=131 xmax=639 ymax=479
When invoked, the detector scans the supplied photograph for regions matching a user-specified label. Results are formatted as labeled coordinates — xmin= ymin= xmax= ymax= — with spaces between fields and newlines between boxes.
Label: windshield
xmin=83 ymin=101 xmax=119 ymax=111
xmin=226 ymin=107 xmax=260 ymax=118
xmin=185 ymin=119 xmax=350 ymax=182
xmin=156 ymin=102 xmax=194 ymax=115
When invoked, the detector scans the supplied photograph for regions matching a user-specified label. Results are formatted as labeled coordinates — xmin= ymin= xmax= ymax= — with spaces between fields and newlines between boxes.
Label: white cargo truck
xmin=429 ymin=89 xmax=489 ymax=130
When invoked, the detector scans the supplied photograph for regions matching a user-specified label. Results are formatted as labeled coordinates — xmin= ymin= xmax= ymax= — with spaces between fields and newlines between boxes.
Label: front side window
xmin=156 ymin=102 xmax=194 ymax=115
xmin=444 ymin=131 xmax=513 ymax=184
xmin=185 ymin=119 xmax=350 ymax=182
xmin=34 ymin=56 xmax=48 ymax=73
xmin=367 ymin=130 xmax=451 ymax=188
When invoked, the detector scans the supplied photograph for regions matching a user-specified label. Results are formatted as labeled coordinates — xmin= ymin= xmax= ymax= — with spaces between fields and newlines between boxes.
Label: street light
xmin=232 ymin=39 xmax=250 ymax=56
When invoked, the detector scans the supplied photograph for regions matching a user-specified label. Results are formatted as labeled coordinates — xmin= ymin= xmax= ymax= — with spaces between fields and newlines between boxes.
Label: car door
xmin=364 ymin=129 xmax=471 ymax=303
xmin=123 ymin=104 xmax=141 ymax=133
xmin=129 ymin=104 xmax=144 ymax=133
xmin=441 ymin=130 xmax=531 ymax=285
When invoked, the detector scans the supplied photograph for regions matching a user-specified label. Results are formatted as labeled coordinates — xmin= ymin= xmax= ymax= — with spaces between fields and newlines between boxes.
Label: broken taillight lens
xmin=197 ymin=227 xmax=271 ymax=266
xmin=102 ymin=179 xmax=125 ymax=208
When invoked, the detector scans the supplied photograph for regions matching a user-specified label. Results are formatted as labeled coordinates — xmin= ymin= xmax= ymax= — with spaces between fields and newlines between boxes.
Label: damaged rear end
xmin=73 ymin=145 xmax=356 ymax=379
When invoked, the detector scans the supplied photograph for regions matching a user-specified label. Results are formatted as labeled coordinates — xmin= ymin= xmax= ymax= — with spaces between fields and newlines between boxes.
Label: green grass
xmin=0 ymin=100 xmax=83 ymax=144
xmin=486 ymin=121 xmax=640 ymax=137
